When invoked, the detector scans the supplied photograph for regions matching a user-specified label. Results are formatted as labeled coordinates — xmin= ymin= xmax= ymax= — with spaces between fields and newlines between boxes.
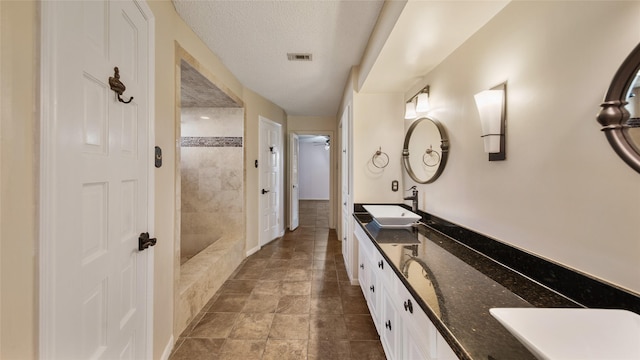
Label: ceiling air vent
xmin=287 ymin=53 xmax=312 ymax=61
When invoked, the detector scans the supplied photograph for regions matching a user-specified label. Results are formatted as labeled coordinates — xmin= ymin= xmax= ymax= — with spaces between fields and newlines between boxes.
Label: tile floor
xmin=169 ymin=200 xmax=386 ymax=360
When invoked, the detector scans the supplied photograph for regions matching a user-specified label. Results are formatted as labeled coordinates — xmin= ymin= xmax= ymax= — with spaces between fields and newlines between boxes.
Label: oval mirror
xmin=402 ymin=116 xmax=449 ymax=184
xmin=597 ymin=43 xmax=640 ymax=173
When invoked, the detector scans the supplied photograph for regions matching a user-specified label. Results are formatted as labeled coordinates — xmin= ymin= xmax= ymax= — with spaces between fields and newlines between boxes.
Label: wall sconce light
xmin=474 ymin=83 xmax=506 ymax=161
xmin=404 ymin=85 xmax=430 ymax=119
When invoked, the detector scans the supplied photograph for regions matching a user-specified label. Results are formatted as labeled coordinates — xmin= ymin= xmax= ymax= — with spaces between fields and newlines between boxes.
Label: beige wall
xmin=0 ymin=1 xmax=38 ymax=359
xmin=288 ymin=116 xmax=337 ymax=133
xmin=243 ymin=88 xmax=287 ymax=254
xmin=352 ymin=93 xmax=406 ymax=204
xmin=288 ymin=116 xmax=339 ymax=229
xmin=150 ymin=1 xmax=286 ymax=356
xmin=401 ymin=1 xmax=640 ymax=294
xmin=0 ymin=1 xmax=286 ymax=358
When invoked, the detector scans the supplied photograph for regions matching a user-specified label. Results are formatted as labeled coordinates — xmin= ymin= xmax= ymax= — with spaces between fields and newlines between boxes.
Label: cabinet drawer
xmin=374 ymin=251 xmax=398 ymax=294
xmin=354 ymin=224 xmax=374 ymax=258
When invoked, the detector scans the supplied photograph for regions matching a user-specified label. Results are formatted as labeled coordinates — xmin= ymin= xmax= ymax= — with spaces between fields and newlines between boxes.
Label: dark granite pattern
xmin=354 ymin=212 xmax=580 ymax=360
xmin=353 ymin=204 xmax=640 ymax=359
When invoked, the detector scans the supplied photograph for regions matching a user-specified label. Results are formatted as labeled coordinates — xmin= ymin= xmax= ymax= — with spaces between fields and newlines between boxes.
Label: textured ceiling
xmin=172 ymin=0 xmax=384 ymax=116
xmin=181 ymin=60 xmax=241 ymax=108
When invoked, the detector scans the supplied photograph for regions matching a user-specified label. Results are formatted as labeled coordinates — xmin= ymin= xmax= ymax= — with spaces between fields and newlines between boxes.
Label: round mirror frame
xmin=402 ymin=116 xmax=449 ymax=184
xmin=597 ymin=42 xmax=640 ymax=173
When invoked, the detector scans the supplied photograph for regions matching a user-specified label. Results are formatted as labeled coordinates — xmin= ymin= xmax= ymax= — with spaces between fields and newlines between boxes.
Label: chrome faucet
xmin=404 ymin=186 xmax=418 ymax=212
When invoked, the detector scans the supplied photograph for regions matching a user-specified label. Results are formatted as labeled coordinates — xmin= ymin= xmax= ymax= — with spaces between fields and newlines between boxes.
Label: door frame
xmin=289 ymin=133 xmax=300 ymax=231
xmin=38 ymin=1 xmax=156 ymax=357
xmin=259 ymin=116 xmax=284 ymax=247
xmin=288 ymin=130 xmax=335 ymax=230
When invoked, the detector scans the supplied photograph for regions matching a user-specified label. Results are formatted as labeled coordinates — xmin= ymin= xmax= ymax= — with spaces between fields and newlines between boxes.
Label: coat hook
xmin=109 ymin=67 xmax=134 ymax=104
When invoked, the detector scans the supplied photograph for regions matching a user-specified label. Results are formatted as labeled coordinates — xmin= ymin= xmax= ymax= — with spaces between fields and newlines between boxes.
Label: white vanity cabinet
xmin=354 ymin=223 xmax=458 ymax=360
xmin=380 ymin=284 xmax=402 ymax=359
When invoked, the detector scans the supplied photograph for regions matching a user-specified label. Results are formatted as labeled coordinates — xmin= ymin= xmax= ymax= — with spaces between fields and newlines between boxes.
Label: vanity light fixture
xmin=474 ymin=83 xmax=506 ymax=161
xmin=404 ymin=85 xmax=430 ymax=119
xmin=404 ymin=102 xmax=417 ymax=119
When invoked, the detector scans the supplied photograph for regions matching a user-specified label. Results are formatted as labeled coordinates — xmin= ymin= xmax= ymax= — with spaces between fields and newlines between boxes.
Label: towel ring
xmin=372 ymin=147 xmax=389 ymax=168
xmin=423 ymin=145 xmax=441 ymax=167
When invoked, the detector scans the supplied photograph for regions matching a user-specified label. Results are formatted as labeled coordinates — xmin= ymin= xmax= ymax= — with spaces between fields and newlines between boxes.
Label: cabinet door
xmin=405 ymin=332 xmax=430 ymax=360
xmin=357 ymin=245 xmax=368 ymax=301
xmin=403 ymin=313 xmax=435 ymax=360
xmin=343 ymin=215 xmax=351 ymax=280
xmin=380 ymin=287 xmax=401 ymax=360
xmin=398 ymin=283 xmax=437 ymax=359
xmin=435 ymin=333 xmax=458 ymax=360
xmin=368 ymin=257 xmax=380 ymax=332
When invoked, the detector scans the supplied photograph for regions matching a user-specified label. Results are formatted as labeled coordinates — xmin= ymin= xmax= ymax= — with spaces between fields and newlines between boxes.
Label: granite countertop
xmin=353 ymin=212 xmax=581 ymax=360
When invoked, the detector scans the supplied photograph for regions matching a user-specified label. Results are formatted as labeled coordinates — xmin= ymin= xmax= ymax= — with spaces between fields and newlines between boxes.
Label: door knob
xmin=138 ymin=232 xmax=157 ymax=251
xmin=261 ymin=189 xmax=270 ymax=194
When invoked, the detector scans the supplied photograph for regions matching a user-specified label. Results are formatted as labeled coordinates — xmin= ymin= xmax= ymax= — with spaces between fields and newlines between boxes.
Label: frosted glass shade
xmin=415 ymin=93 xmax=430 ymax=112
xmin=404 ymin=101 xmax=417 ymax=119
xmin=474 ymin=89 xmax=504 ymax=153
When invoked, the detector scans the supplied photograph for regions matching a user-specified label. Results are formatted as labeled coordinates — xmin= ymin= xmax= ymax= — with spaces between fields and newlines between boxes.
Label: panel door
xmin=259 ymin=118 xmax=281 ymax=245
xmin=289 ymin=133 xmax=299 ymax=230
xmin=43 ymin=1 xmax=151 ymax=358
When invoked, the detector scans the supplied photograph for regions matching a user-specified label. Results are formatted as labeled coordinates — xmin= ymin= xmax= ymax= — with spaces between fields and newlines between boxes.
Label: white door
xmin=259 ymin=117 xmax=282 ymax=246
xmin=40 ymin=1 xmax=153 ymax=359
xmin=289 ymin=133 xmax=300 ymax=231
xmin=340 ymin=105 xmax=356 ymax=282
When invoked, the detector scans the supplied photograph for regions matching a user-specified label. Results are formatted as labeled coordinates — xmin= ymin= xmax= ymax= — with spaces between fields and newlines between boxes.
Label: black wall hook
xmin=109 ymin=67 xmax=134 ymax=104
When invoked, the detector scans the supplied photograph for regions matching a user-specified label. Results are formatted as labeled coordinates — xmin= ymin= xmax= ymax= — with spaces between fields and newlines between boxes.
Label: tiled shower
xmin=180 ymin=107 xmax=244 ymax=264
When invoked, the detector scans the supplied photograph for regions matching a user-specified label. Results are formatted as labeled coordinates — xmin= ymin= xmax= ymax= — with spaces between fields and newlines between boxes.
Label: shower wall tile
xmin=180 ymin=107 xmax=244 ymax=263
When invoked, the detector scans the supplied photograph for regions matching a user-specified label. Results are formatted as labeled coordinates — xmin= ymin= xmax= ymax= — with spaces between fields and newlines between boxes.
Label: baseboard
xmin=246 ymin=245 xmax=261 ymax=257
xmin=160 ymin=335 xmax=174 ymax=360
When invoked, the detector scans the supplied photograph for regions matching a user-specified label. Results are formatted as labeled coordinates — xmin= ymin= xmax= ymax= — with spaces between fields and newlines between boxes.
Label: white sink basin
xmin=490 ymin=308 xmax=640 ymax=360
xmin=363 ymin=205 xmax=420 ymax=228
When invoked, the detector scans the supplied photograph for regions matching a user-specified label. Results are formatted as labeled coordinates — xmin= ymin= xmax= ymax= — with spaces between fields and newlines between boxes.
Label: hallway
xmin=169 ymin=200 xmax=386 ymax=359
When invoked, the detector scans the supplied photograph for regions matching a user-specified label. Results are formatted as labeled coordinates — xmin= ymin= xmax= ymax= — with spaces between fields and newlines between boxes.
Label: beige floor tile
xmin=173 ymin=201 xmax=384 ymax=359
xmin=276 ymin=295 xmax=311 ymax=314
xmin=220 ymin=279 xmax=258 ymax=294
xmin=344 ymin=314 xmax=379 ymax=341
xmin=228 ymin=313 xmax=274 ymax=340
xmin=169 ymin=338 xmax=224 ymax=360
xmin=252 ymin=280 xmax=282 ymax=296
xmin=286 ymin=268 xmax=313 ymax=281
xmin=218 ymin=339 xmax=266 ymax=360
xmin=281 ymin=281 xmax=311 ymax=295
xmin=307 ymin=339 xmax=350 ymax=360
xmin=349 ymin=341 xmax=386 ymax=360
xmin=310 ymin=297 xmax=343 ymax=314
xmin=311 ymin=281 xmax=341 ymax=298
xmin=208 ymin=293 xmax=249 ymax=313
xmin=242 ymin=293 xmax=280 ymax=313
xmin=269 ymin=314 xmax=310 ymax=340
xmin=189 ymin=312 xmax=238 ymax=339
xmin=262 ymin=339 xmax=308 ymax=360
xmin=309 ymin=314 xmax=347 ymax=340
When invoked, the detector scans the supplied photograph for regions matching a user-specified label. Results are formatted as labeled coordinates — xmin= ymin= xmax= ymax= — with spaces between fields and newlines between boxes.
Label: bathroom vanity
xmin=353 ymin=209 xmax=582 ymax=360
